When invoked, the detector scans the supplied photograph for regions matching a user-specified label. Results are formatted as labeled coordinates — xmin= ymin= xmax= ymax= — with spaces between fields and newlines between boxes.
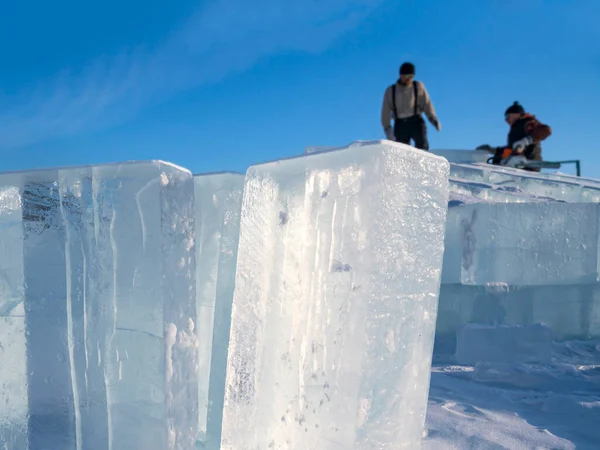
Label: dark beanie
xmin=505 ymin=101 xmax=525 ymax=115
xmin=400 ymin=62 xmax=415 ymax=75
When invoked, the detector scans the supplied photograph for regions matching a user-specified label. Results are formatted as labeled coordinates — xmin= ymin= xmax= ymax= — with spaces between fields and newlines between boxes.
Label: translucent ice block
xmin=193 ymin=172 xmax=244 ymax=449
xmin=0 ymin=186 xmax=27 ymax=448
xmin=0 ymin=161 xmax=198 ymax=450
xmin=455 ymin=323 xmax=552 ymax=364
xmin=450 ymin=163 xmax=600 ymax=202
xmin=449 ymin=177 xmax=551 ymax=203
xmin=221 ymin=141 xmax=450 ymax=449
xmin=435 ymin=283 xmax=600 ymax=347
xmin=435 ymin=200 xmax=600 ymax=350
xmin=456 ymin=202 xmax=600 ymax=286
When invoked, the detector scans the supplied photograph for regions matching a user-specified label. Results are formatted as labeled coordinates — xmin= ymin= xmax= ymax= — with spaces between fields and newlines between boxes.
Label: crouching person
xmin=478 ymin=101 xmax=552 ymax=172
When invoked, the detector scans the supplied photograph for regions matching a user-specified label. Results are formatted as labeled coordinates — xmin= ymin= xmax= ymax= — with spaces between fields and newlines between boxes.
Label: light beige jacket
xmin=381 ymin=80 xmax=438 ymax=130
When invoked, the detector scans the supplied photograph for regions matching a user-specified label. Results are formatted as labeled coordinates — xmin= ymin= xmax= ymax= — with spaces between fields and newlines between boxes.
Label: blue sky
xmin=1 ymin=0 xmax=599 ymax=176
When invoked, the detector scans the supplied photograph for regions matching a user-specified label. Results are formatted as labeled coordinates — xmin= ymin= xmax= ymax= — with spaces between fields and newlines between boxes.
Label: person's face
xmin=505 ymin=113 xmax=520 ymax=126
xmin=399 ymin=73 xmax=414 ymax=85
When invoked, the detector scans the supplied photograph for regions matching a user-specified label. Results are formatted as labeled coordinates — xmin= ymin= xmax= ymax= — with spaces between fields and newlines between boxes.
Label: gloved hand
xmin=501 ymin=155 xmax=528 ymax=167
xmin=431 ymin=118 xmax=442 ymax=131
xmin=512 ymin=136 xmax=533 ymax=154
xmin=476 ymin=144 xmax=493 ymax=152
xmin=384 ymin=127 xmax=395 ymax=141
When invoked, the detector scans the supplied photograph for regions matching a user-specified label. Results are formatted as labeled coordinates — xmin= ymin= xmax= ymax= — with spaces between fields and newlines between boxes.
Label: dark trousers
xmin=394 ymin=115 xmax=429 ymax=150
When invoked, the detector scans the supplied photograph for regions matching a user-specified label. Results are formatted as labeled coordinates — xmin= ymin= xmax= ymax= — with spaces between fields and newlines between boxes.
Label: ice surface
xmin=430 ymin=150 xmax=489 ymax=164
xmin=436 ymin=283 xmax=600 ymax=346
xmin=0 ymin=186 xmax=27 ymax=448
xmin=450 ymin=163 xmax=600 ymax=202
xmin=449 ymin=177 xmax=551 ymax=203
xmin=451 ymin=202 xmax=600 ymax=286
xmin=425 ymin=339 xmax=600 ymax=450
xmin=221 ymin=141 xmax=450 ymax=449
xmin=455 ymin=323 xmax=552 ymax=365
xmin=193 ymin=172 xmax=244 ymax=449
xmin=0 ymin=161 xmax=198 ymax=450
xmin=306 ymin=143 xmax=488 ymax=164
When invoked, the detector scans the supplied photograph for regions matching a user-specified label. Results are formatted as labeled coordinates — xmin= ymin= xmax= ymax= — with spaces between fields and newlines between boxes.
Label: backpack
xmin=391 ymin=81 xmax=419 ymax=119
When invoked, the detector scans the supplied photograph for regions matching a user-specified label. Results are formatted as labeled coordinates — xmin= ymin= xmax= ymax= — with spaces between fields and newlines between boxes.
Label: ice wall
xmin=0 ymin=161 xmax=198 ymax=450
xmin=437 ymin=164 xmax=600 ymax=353
xmin=193 ymin=172 xmax=244 ymax=449
xmin=221 ymin=141 xmax=450 ymax=449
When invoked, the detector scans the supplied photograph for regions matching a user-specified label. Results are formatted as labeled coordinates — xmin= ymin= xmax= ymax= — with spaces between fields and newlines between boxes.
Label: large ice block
xmin=435 ymin=193 xmax=600 ymax=350
xmin=0 ymin=186 xmax=27 ymax=448
xmin=435 ymin=282 xmax=600 ymax=347
xmin=455 ymin=323 xmax=552 ymax=365
xmin=450 ymin=163 xmax=600 ymax=202
xmin=193 ymin=172 xmax=244 ymax=449
xmin=221 ymin=141 xmax=450 ymax=449
xmin=0 ymin=161 xmax=198 ymax=450
xmin=451 ymin=202 xmax=600 ymax=286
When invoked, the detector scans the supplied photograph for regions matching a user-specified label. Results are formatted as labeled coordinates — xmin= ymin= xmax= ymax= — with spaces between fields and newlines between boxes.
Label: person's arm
xmin=419 ymin=82 xmax=441 ymax=131
xmin=513 ymin=117 xmax=552 ymax=153
xmin=525 ymin=118 xmax=552 ymax=142
xmin=381 ymin=86 xmax=395 ymax=140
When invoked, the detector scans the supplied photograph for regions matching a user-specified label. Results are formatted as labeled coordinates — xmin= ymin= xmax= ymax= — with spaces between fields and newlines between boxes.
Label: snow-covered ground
xmin=424 ymin=340 xmax=600 ymax=449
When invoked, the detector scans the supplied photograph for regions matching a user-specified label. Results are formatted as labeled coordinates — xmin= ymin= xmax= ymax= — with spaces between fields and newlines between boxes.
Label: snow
xmin=424 ymin=339 xmax=600 ymax=450
xmin=221 ymin=141 xmax=450 ymax=449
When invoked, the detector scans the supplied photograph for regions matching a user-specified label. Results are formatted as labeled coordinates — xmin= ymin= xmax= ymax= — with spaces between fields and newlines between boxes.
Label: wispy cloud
xmin=0 ymin=0 xmax=384 ymax=150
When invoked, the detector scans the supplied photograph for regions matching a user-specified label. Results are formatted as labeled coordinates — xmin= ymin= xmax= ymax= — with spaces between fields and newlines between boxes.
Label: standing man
xmin=381 ymin=62 xmax=441 ymax=150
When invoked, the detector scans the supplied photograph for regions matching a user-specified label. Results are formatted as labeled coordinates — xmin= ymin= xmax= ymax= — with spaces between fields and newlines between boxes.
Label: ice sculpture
xmin=0 ymin=161 xmax=197 ymax=450
xmin=193 ymin=172 xmax=244 ymax=449
xmin=221 ymin=141 xmax=450 ymax=449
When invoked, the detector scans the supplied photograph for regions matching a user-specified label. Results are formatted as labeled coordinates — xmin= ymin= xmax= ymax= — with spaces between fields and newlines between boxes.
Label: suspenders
xmin=391 ymin=81 xmax=419 ymax=119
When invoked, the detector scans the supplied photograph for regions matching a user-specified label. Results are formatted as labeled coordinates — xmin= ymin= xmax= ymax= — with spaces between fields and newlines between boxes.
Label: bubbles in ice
xmin=165 ymin=323 xmax=178 ymax=382
xmin=279 ymin=211 xmax=289 ymax=226
xmin=484 ymin=282 xmax=510 ymax=294
xmin=160 ymin=172 xmax=170 ymax=186
xmin=331 ymin=260 xmax=352 ymax=273
xmin=337 ymin=165 xmax=364 ymax=195
xmin=0 ymin=186 xmax=21 ymax=212
xmin=461 ymin=209 xmax=478 ymax=270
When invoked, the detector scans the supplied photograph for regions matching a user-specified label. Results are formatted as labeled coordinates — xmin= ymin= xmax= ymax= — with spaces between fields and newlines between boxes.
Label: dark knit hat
xmin=505 ymin=101 xmax=525 ymax=115
xmin=399 ymin=62 xmax=415 ymax=75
